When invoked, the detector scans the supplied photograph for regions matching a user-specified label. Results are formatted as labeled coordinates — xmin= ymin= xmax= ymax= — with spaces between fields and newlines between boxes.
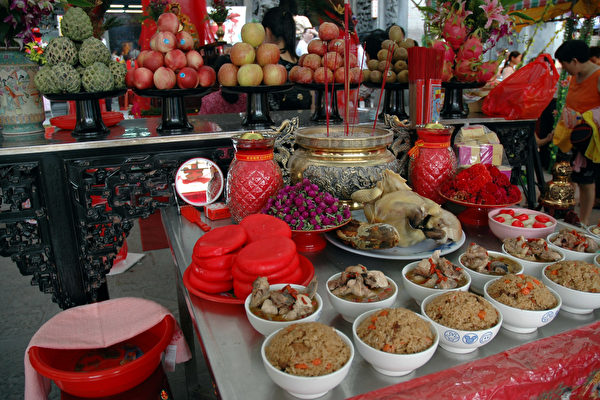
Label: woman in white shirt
xmin=500 ymin=51 xmax=522 ymax=80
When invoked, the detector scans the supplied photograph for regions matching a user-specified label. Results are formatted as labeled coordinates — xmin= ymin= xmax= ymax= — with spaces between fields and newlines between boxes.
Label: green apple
xmin=240 ymin=132 xmax=264 ymax=140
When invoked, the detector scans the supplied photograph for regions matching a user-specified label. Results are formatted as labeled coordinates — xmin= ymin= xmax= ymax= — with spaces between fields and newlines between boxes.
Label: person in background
xmin=500 ymin=51 xmax=522 ymax=80
xmin=199 ymin=55 xmax=247 ymax=115
xmin=296 ymin=27 xmax=317 ymax=57
xmin=358 ymin=29 xmax=387 ymax=108
xmin=262 ymin=5 xmax=311 ymax=110
xmin=590 ymin=46 xmax=600 ymax=66
xmin=552 ymin=40 xmax=600 ymax=225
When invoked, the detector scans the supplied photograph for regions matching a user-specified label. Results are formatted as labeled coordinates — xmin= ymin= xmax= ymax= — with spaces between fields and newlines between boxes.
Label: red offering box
xmin=205 ymin=202 xmax=231 ymax=220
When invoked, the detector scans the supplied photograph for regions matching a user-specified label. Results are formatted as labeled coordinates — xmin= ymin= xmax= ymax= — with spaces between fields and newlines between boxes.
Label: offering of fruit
xmin=126 ymin=12 xmax=216 ymax=90
xmin=262 ymin=179 xmax=351 ymax=231
xmin=217 ymin=22 xmax=288 ymax=87
xmin=34 ymin=7 xmax=126 ymax=95
xmin=288 ymin=22 xmax=361 ymax=85
xmin=361 ymin=25 xmax=413 ymax=85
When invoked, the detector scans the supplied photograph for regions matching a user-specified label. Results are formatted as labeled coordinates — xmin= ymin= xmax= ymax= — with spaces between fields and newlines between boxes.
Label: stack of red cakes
xmin=186 ymin=214 xmax=307 ymax=300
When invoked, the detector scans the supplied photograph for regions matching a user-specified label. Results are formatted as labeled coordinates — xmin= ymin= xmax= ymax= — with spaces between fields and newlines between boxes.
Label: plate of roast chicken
xmin=325 ymin=170 xmax=465 ymax=260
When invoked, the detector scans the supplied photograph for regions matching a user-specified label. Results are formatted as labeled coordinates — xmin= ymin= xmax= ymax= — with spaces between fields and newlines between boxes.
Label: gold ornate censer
xmin=540 ymin=161 xmax=575 ymax=209
xmin=287 ymin=125 xmax=401 ymax=209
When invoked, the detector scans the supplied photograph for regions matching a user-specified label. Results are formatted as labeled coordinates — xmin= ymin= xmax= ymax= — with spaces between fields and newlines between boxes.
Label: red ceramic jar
xmin=226 ymin=135 xmax=283 ymax=223
xmin=408 ymin=126 xmax=457 ymax=204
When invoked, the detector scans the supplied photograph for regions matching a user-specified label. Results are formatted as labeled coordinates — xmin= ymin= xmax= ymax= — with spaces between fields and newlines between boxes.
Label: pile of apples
xmin=217 ymin=22 xmax=288 ymax=87
xmin=289 ymin=22 xmax=360 ymax=85
xmin=362 ymin=25 xmax=413 ymax=85
xmin=125 ymin=12 xmax=216 ymax=90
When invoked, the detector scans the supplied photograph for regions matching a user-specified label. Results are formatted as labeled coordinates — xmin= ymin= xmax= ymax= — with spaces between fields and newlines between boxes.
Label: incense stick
xmin=372 ymin=42 xmax=395 ymax=133
xmin=344 ymin=0 xmax=350 ymax=136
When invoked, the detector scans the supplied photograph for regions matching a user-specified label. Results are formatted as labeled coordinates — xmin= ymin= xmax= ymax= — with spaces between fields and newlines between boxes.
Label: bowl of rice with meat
xmin=352 ymin=308 xmax=438 ymax=376
xmin=402 ymin=250 xmax=470 ymax=305
xmin=326 ymin=265 xmax=398 ymax=323
xmin=484 ymin=274 xmax=561 ymax=333
xmin=547 ymin=229 xmax=600 ymax=263
xmin=542 ymin=261 xmax=600 ymax=314
xmin=502 ymin=236 xmax=564 ymax=278
xmin=421 ymin=291 xmax=502 ymax=353
xmin=261 ymin=322 xmax=354 ymax=399
xmin=459 ymin=243 xmax=523 ymax=294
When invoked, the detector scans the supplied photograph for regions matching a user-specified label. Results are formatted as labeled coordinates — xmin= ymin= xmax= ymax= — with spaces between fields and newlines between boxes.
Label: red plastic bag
xmin=482 ymin=53 xmax=559 ymax=120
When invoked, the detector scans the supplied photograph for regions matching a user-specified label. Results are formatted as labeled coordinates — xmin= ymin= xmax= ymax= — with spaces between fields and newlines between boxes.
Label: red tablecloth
xmin=350 ymin=321 xmax=600 ymax=400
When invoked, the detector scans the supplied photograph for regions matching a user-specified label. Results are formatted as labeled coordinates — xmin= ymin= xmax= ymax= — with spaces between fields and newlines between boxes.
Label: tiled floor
xmin=0 ymin=222 xmax=216 ymax=400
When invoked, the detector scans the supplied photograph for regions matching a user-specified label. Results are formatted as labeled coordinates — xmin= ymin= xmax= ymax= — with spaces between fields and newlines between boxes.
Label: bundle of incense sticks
xmin=407 ymin=47 xmax=443 ymax=126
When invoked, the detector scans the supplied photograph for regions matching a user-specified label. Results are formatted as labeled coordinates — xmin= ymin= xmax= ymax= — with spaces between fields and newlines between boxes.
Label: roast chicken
xmin=351 ymin=170 xmax=462 ymax=247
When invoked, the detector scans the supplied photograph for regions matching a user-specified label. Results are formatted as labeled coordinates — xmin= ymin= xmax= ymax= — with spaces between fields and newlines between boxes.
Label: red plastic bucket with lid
xmin=29 ymin=315 xmax=174 ymax=398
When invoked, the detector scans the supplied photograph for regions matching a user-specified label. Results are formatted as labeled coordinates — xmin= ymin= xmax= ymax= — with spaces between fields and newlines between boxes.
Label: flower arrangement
xmin=207 ymin=0 xmax=229 ymax=24
xmin=24 ymin=41 xmax=47 ymax=64
xmin=418 ymin=0 xmax=532 ymax=82
xmin=440 ymin=163 xmax=521 ymax=205
xmin=262 ymin=179 xmax=351 ymax=231
xmin=1 ymin=0 xmax=57 ymax=49
xmin=147 ymin=0 xmax=170 ymax=22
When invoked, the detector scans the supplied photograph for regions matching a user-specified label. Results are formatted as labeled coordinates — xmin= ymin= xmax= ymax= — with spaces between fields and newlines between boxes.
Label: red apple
xmin=302 ymin=53 xmax=321 ymax=71
xmin=186 ymin=50 xmax=204 ymax=69
xmin=217 ymin=63 xmax=238 ymax=86
xmin=318 ymin=22 xmax=339 ymax=42
xmin=328 ymin=39 xmax=344 ymax=55
xmin=296 ymin=67 xmax=313 ymax=84
xmin=153 ymin=67 xmax=176 ymax=89
xmin=177 ymin=67 xmax=198 ymax=89
xmin=241 ymin=22 xmax=265 ymax=47
xmin=176 ymin=31 xmax=194 ymax=51
xmin=256 ymin=43 xmax=280 ymax=67
xmin=133 ymin=67 xmax=154 ymax=90
xmin=237 ymin=64 xmax=263 ymax=86
xmin=230 ymin=42 xmax=255 ymax=66
xmin=289 ymin=65 xmax=302 ymax=82
xmin=165 ymin=49 xmax=187 ymax=71
xmin=125 ymin=68 xmax=136 ymax=88
xmin=307 ymin=39 xmax=326 ymax=56
xmin=155 ymin=31 xmax=176 ymax=53
xmin=143 ymin=50 xmax=164 ymax=72
xmin=158 ymin=12 xmax=180 ymax=34
xmin=334 ymin=67 xmax=346 ymax=84
xmin=262 ymin=63 xmax=287 ymax=85
xmin=313 ymin=67 xmax=333 ymax=84
xmin=298 ymin=54 xmax=306 ymax=66
xmin=136 ymin=50 xmax=151 ymax=67
xmin=197 ymin=65 xmax=216 ymax=87
xmin=349 ymin=67 xmax=361 ymax=84
xmin=323 ymin=52 xmax=343 ymax=71
xmin=149 ymin=34 xmax=158 ymax=51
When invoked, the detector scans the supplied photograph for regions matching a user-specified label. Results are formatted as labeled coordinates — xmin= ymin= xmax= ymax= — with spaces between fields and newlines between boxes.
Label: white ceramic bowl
xmin=541 ymin=264 xmax=600 ymax=315
xmin=483 ymin=279 xmax=561 ymax=334
xmin=488 ymin=208 xmax=557 ymax=241
xmin=501 ymin=241 xmax=565 ymax=278
xmin=401 ymin=261 xmax=471 ymax=305
xmin=245 ymin=284 xmax=323 ymax=336
xmin=352 ymin=308 xmax=438 ymax=376
xmin=261 ymin=327 xmax=354 ymax=399
xmin=546 ymin=232 xmax=600 ymax=263
xmin=421 ymin=292 xmax=502 ymax=354
xmin=459 ymin=250 xmax=523 ymax=294
xmin=326 ymin=272 xmax=398 ymax=322
xmin=586 ymin=224 xmax=600 ymax=239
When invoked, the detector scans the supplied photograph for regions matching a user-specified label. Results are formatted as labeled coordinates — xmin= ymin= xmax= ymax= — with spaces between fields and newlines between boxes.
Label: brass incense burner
xmin=540 ymin=161 xmax=575 ymax=209
xmin=287 ymin=125 xmax=401 ymax=209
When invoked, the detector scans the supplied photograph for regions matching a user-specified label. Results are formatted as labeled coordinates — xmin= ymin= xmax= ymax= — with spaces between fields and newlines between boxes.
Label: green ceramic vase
xmin=0 ymin=49 xmax=45 ymax=138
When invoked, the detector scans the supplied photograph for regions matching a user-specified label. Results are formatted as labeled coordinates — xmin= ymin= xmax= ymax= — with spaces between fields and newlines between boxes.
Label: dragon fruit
xmin=432 ymin=40 xmax=456 ymax=64
xmin=454 ymin=58 xmax=479 ymax=82
xmin=442 ymin=61 xmax=454 ymax=82
xmin=456 ymin=34 xmax=483 ymax=60
xmin=476 ymin=61 xmax=499 ymax=83
xmin=442 ymin=14 xmax=469 ymax=50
